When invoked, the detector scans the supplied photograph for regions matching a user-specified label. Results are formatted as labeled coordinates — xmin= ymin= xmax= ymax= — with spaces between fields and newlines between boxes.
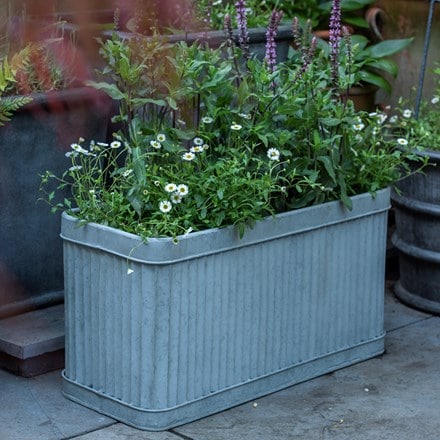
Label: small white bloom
xmin=176 ymin=184 xmax=189 ymax=196
xmin=89 ymin=189 xmax=95 ymax=195
xmin=267 ymin=148 xmax=280 ymax=161
xmin=397 ymin=138 xmax=409 ymax=146
xmin=389 ymin=115 xmax=398 ymax=124
xmin=159 ymin=200 xmax=172 ymax=213
xmin=123 ymin=169 xmax=133 ymax=177
xmin=193 ymin=137 xmax=204 ymax=146
xmin=190 ymin=145 xmax=204 ymax=153
xmin=170 ymin=193 xmax=182 ymax=204
xmin=154 ymin=180 xmax=160 ymax=186
xmin=378 ymin=113 xmax=388 ymax=124
xmin=372 ymin=127 xmax=380 ymax=135
xmin=182 ymin=152 xmax=196 ymax=161
xmin=353 ymin=123 xmax=365 ymax=131
xmin=238 ymin=113 xmax=252 ymax=119
xmin=157 ymin=133 xmax=166 ymax=142
xmin=203 ymin=143 xmax=209 ymax=150
xmin=127 ymin=268 xmax=134 ymax=275
xmin=71 ymin=143 xmax=89 ymax=155
xmin=184 ymin=227 xmax=193 ymax=236
xmin=280 ymin=186 xmax=287 ymax=193
xmin=230 ymin=123 xmax=242 ymax=130
xmin=402 ymin=109 xmax=412 ymax=118
xmin=97 ymin=142 xmax=109 ymax=147
xmin=150 ymin=140 xmax=162 ymax=149
xmin=431 ymin=96 xmax=440 ymax=104
xmin=65 ymin=151 xmax=77 ymax=158
xmin=201 ymin=116 xmax=213 ymax=124
xmin=165 ymin=183 xmax=177 ymax=193
xmin=110 ymin=141 xmax=122 ymax=149
xmin=69 ymin=165 xmax=82 ymax=171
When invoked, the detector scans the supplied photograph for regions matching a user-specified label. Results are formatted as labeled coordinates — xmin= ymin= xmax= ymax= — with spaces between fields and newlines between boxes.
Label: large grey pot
xmin=0 ymin=87 xmax=112 ymax=318
xmin=61 ymin=189 xmax=390 ymax=431
xmin=392 ymin=149 xmax=440 ymax=315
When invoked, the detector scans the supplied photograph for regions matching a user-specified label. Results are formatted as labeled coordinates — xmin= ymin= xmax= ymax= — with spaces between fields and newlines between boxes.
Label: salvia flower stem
xmin=329 ymin=0 xmax=342 ymax=98
xmin=235 ymin=0 xmax=250 ymax=62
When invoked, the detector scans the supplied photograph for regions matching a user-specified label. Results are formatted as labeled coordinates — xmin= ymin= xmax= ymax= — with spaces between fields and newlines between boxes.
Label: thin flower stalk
xmin=265 ymin=10 xmax=283 ymax=74
xmin=235 ymin=0 xmax=250 ymax=61
xmin=329 ymin=0 xmax=342 ymax=98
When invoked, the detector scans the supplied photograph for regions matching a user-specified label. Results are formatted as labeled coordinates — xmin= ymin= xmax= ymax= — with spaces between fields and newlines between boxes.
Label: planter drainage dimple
xmin=61 ymin=189 xmax=390 ymax=431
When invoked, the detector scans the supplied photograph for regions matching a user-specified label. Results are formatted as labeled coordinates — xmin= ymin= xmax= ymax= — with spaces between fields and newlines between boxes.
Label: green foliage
xmin=387 ymin=67 xmax=440 ymax=151
xmin=41 ymin=27 xmax=421 ymax=240
xmin=319 ymin=34 xmax=413 ymax=94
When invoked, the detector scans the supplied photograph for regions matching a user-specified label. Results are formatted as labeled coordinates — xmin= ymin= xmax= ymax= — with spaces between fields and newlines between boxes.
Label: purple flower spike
xmin=329 ymin=0 xmax=342 ymax=96
xmin=235 ymin=0 xmax=250 ymax=60
xmin=265 ymin=10 xmax=283 ymax=74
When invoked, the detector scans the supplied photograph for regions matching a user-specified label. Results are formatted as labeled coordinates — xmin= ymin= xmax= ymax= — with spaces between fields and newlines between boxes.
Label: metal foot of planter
xmin=61 ymin=189 xmax=390 ymax=431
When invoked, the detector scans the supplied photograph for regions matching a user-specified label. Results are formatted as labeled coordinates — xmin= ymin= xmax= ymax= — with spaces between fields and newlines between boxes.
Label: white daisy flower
xmin=267 ymin=148 xmax=280 ymax=161
xmin=353 ymin=123 xmax=365 ymax=131
xmin=372 ymin=127 xmax=380 ymax=135
xmin=65 ymin=151 xmax=78 ymax=158
xmin=397 ymin=138 xmax=409 ymax=146
xmin=238 ymin=113 xmax=252 ymax=119
xmin=402 ymin=109 xmax=412 ymax=118
xmin=71 ymin=143 xmax=89 ymax=155
xmin=193 ymin=137 xmax=204 ymax=146
xmin=69 ymin=165 xmax=82 ymax=171
xmin=150 ymin=140 xmax=162 ymax=149
xmin=201 ymin=116 xmax=213 ymax=124
xmin=230 ymin=123 xmax=242 ymax=130
xmin=97 ymin=142 xmax=109 ymax=147
xmin=190 ymin=145 xmax=204 ymax=153
xmin=110 ymin=141 xmax=122 ymax=149
xmin=157 ymin=133 xmax=166 ymax=142
xmin=389 ymin=115 xmax=398 ymax=124
xmin=159 ymin=200 xmax=172 ymax=213
xmin=170 ymin=193 xmax=182 ymax=204
xmin=431 ymin=96 xmax=439 ymax=104
xmin=165 ymin=183 xmax=177 ymax=193
xmin=182 ymin=152 xmax=195 ymax=161
xmin=176 ymin=184 xmax=189 ymax=196
xmin=378 ymin=113 xmax=388 ymax=124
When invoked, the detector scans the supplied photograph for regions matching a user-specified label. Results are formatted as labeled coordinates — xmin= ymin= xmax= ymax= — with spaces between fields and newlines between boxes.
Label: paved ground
xmin=1 ymin=281 xmax=439 ymax=440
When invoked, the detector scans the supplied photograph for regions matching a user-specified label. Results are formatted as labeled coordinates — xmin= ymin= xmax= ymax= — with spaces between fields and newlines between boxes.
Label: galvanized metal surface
xmin=61 ymin=189 xmax=390 ymax=430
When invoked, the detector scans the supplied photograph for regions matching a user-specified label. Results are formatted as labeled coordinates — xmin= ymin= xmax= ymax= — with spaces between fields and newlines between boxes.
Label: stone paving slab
xmin=0 ymin=368 xmax=115 ymax=440
xmin=173 ymin=316 xmax=440 ymax=440
xmin=72 ymin=424 xmax=182 ymax=439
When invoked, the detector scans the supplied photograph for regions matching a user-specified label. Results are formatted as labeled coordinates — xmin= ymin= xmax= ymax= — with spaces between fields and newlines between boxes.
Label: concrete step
xmin=0 ymin=304 xmax=64 ymax=377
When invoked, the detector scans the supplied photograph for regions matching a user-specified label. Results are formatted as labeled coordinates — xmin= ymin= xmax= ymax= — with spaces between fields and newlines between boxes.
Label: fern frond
xmin=0 ymin=95 xmax=32 ymax=126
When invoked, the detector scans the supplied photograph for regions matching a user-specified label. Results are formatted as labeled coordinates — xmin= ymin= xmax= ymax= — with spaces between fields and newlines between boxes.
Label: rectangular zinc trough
xmin=61 ymin=188 xmax=390 ymax=431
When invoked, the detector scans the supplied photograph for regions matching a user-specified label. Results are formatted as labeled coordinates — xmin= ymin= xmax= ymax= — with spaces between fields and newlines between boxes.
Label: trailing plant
xmin=41 ymin=0 xmax=423 ymax=240
xmin=387 ymin=66 xmax=440 ymax=150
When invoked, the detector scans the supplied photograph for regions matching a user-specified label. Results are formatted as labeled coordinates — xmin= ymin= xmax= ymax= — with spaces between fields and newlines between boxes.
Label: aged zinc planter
xmin=0 ymin=87 xmax=112 ymax=318
xmin=392 ymin=149 xmax=440 ymax=315
xmin=61 ymin=188 xmax=390 ymax=431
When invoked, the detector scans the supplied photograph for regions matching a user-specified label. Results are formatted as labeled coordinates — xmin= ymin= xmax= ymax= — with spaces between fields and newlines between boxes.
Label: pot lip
xmin=61 ymin=188 xmax=390 ymax=265
xmin=411 ymin=147 xmax=440 ymax=162
xmin=105 ymin=24 xmax=294 ymax=45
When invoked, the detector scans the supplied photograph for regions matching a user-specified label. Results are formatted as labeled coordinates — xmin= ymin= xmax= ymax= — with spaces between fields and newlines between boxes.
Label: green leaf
xmin=318 ymin=156 xmax=337 ymax=183
xmin=358 ymin=70 xmax=392 ymax=94
xmin=364 ymin=58 xmax=399 ymax=78
xmin=364 ymin=38 xmax=413 ymax=59
xmin=85 ymin=81 xmax=125 ymax=100
xmin=217 ymin=189 xmax=224 ymax=200
xmin=342 ymin=16 xmax=369 ymax=29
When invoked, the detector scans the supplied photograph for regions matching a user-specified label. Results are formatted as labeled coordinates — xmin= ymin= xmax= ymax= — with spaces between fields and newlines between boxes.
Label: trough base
xmin=62 ymin=336 xmax=385 ymax=431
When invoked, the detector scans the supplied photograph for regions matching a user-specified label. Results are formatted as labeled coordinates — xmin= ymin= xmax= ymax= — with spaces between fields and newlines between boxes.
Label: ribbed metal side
xmin=63 ymin=206 xmax=387 ymax=411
